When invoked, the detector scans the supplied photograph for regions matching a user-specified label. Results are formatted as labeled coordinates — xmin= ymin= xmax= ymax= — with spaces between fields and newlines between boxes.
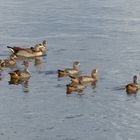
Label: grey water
xmin=0 ymin=0 xmax=140 ymax=140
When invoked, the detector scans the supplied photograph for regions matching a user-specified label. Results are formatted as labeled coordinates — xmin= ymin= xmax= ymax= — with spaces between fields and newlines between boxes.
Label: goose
xmin=58 ymin=61 xmax=80 ymax=77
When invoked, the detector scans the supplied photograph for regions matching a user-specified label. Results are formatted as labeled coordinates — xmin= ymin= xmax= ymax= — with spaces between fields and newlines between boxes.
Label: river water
xmin=0 ymin=0 xmax=140 ymax=140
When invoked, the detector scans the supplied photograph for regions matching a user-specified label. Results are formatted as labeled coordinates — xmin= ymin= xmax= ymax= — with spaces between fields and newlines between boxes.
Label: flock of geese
xmin=58 ymin=61 xmax=98 ymax=93
xmin=58 ymin=62 xmax=140 ymax=94
xmin=0 ymin=40 xmax=139 ymax=94
xmin=0 ymin=40 xmax=48 ymax=88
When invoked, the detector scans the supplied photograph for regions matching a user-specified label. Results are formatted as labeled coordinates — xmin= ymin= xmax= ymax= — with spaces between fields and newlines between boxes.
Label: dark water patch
xmin=112 ymin=86 xmax=125 ymax=91
xmin=56 ymin=134 xmax=65 ymax=138
xmin=66 ymin=91 xmax=85 ymax=97
xmin=45 ymin=70 xmax=57 ymax=75
xmin=46 ymin=127 xmax=54 ymax=130
xmin=0 ymin=132 xmax=4 ymax=136
xmin=126 ymin=93 xmax=137 ymax=99
xmin=31 ymin=70 xmax=57 ymax=76
xmin=56 ymin=49 xmax=67 ymax=52
xmin=55 ymin=84 xmax=66 ymax=88
xmin=52 ymin=49 xmax=68 ymax=56
xmin=66 ymin=91 xmax=85 ymax=96
xmin=64 ymin=114 xmax=84 ymax=120
xmin=79 ymin=48 xmax=87 ymax=51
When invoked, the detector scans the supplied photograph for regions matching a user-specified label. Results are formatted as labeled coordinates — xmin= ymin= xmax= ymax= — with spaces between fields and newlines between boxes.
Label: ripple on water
xmin=64 ymin=114 xmax=84 ymax=120
xmin=45 ymin=70 xmax=57 ymax=75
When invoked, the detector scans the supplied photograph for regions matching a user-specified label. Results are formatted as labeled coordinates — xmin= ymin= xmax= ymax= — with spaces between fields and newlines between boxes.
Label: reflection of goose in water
xmin=66 ymin=82 xmax=85 ymax=94
xmin=0 ymin=72 xmax=2 ymax=80
xmin=34 ymin=57 xmax=42 ymax=66
xmin=91 ymin=82 xmax=97 ymax=89
xmin=21 ymin=80 xmax=29 ymax=92
xmin=9 ymin=78 xmax=29 ymax=92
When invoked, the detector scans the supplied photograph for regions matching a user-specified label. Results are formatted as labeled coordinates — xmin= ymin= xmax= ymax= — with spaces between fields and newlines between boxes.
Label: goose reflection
xmin=34 ymin=57 xmax=42 ymax=66
xmin=9 ymin=78 xmax=30 ymax=92
xmin=91 ymin=81 xmax=97 ymax=89
xmin=21 ymin=80 xmax=29 ymax=92
xmin=0 ymin=73 xmax=2 ymax=80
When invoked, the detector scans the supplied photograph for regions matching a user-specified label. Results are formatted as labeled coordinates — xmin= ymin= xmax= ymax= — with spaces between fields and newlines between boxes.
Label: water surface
xmin=0 ymin=0 xmax=140 ymax=140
